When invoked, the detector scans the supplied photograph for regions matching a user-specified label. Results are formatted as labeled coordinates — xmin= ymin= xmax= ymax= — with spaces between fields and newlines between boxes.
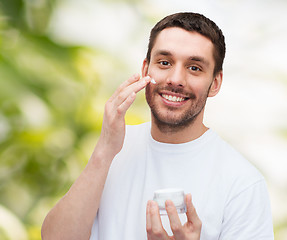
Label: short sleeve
xmin=219 ymin=180 xmax=274 ymax=240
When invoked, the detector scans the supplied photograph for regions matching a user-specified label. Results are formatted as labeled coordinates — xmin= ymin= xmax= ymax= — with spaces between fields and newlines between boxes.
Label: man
xmin=42 ymin=12 xmax=274 ymax=240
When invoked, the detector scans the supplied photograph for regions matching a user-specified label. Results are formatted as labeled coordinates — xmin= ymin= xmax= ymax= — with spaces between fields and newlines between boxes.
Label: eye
xmin=189 ymin=66 xmax=201 ymax=71
xmin=159 ymin=61 xmax=170 ymax=66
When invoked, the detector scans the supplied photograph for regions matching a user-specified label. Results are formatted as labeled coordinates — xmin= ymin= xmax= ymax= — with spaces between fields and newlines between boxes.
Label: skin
xmin=142 ymin=27 xmax=223 ymax=239
xmin=41 ymin=27 xmax=222 ymax=240
xmin=142 ymin=27 xmax=222 ymax=144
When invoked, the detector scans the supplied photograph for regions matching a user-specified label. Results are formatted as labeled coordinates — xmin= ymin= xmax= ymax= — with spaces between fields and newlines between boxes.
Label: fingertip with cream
xmin=151 ymin=78 xmax=156 ymax=84
xmin=143 ymin=75 xmax=151 ymax=82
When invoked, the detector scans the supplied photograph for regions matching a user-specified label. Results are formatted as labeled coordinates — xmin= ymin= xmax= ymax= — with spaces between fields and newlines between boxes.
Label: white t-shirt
xmin=90 ymin=122 xmax=274 ymax=240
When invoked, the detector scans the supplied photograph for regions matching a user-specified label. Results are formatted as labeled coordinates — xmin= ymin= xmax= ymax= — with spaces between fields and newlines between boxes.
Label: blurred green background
xmin=0 ymin=0 xmax=150 ymax=239
xmin=0 ymin=0 xmax=286 ymax=239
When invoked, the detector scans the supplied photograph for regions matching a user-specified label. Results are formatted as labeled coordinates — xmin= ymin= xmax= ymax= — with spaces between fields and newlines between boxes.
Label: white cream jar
xmin=153 ymin=188 xmax=186 ymax=215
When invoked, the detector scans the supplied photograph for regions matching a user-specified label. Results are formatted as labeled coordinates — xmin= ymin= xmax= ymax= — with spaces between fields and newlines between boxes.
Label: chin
xmin=151 ymin=109 xmax=198 ymax=132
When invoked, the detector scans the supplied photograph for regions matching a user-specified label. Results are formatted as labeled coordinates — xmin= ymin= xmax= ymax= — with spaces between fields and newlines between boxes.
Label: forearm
xmin=41 ymin=146 xmax=114 ymax=240
xmin=41 ymin=74 xmax=150 ymax=240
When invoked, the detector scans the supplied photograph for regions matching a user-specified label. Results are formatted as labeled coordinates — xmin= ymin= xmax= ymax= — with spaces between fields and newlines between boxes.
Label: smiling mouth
xmin=161 ymin=94 xmax=188 ymax=102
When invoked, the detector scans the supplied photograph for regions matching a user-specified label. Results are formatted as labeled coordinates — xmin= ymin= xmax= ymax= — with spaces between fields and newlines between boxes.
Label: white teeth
xmin=162 ymin=94 xmax=185 ymax=102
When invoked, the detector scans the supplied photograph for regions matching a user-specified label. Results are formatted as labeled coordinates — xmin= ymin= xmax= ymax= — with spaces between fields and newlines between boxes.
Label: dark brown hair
xmin=146 ymin=12 xmax=226 ymax=76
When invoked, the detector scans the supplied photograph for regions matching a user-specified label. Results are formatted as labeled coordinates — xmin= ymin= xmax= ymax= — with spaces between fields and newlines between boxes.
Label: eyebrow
xmin=153 ymin=50 xmax=210 ymax=67
xmin=188 ymin=56 xmax=210 ymax=67
xmin=154 ymin=50 xmax=172 ymax=57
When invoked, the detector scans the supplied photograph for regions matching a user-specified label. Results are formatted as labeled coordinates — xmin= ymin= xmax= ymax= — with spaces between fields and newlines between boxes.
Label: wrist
xmin=89 ymin=143 xmax=116 ymax=169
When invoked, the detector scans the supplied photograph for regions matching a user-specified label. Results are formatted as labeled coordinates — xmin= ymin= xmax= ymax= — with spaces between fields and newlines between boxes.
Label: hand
xmin=96 ymin=73 xmax=151 ymax=158
xmin=146 ymin=194 xmax=202 ymax=240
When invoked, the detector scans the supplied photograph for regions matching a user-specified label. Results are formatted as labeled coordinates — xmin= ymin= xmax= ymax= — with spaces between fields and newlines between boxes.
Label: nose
xmin=166 ymin=64 xmax=186 ymax=87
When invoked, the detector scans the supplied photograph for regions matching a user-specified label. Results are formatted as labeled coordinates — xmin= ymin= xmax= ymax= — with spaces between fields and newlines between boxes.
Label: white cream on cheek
xmin=150 ymin=78 xmax=156 ymax=84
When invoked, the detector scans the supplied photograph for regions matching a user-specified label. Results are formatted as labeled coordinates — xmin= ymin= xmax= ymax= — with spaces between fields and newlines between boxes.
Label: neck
xmin=150 ymin=114 xmax=209 ymax=144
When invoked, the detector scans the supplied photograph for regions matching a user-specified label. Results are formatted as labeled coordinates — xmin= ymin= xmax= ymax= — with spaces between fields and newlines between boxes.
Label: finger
xmin=146 ymin=201 xmax=152 ymax=237
xmin=111 ymin=74 xmax=149 ymax=102
xmin=110 ymin=76 xmax=150 ymax=111
xmin=148 ymin=200 xmax=167 ymax=239
xmin=111 ymin=73 xmax=140 ymax=100
xmin=165 ymin=200 xmax=184 ymax=239
xmin=185 ymin=194 xmax=202 ymax=230
xmin=122 ymin=75 xmax=150 ymax=95
xmin=134 ymin=75 xmax=151 ymax=94
xmin=116 ymin=92 xmax=136 ymax=117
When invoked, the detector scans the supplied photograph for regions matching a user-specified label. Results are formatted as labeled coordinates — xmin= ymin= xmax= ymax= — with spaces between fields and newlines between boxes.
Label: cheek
xmin=145 ymin=84 xmax=161 ymax=104
xmin=145 ymin=84 xmax=153 ymax=99
xmin=145 ymin=84 xmax=157 ymax=95
xmin=146 ymin=67 xmax=166 ymax=83
xmin=188 ymin=79 xmax=211 ymax=94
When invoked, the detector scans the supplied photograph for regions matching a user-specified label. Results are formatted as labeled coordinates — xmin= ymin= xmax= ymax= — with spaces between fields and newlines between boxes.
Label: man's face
xmin=143 ymin=27 xmax=221 ymax=131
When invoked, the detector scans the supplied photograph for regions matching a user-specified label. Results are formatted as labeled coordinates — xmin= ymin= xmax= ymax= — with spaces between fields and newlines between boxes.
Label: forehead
xmin=151 ymin=27 xmax=215 ymax=65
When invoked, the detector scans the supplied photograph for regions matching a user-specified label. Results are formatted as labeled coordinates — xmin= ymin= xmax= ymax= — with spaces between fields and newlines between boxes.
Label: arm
xmin=41 ymin=74 xmax=151 ymax=240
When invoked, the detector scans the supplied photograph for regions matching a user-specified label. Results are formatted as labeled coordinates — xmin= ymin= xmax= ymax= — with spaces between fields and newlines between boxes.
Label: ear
xmin=208 ymin=71 xmax=223 ymax=97
xmin=141 ymin=58 xmax=149 ymax=77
